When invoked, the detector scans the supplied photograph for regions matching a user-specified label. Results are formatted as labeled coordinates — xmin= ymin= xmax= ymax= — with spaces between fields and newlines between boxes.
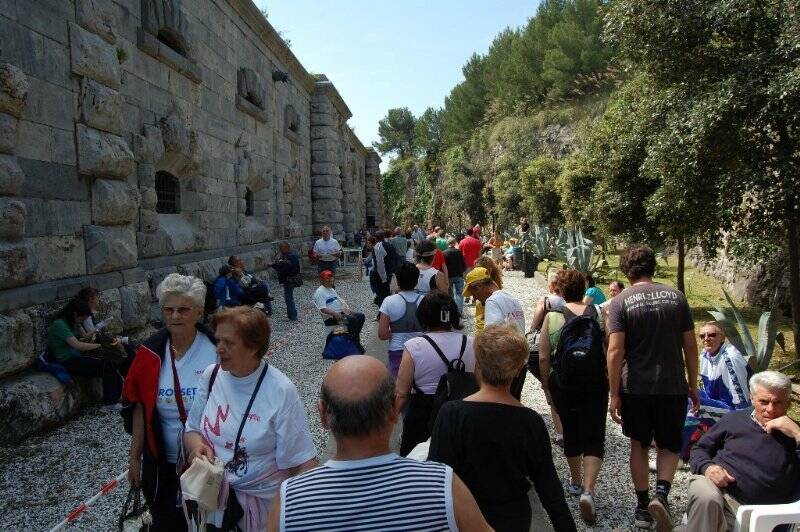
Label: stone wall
xmin=0 ymin=0 xmax=383 ymax=442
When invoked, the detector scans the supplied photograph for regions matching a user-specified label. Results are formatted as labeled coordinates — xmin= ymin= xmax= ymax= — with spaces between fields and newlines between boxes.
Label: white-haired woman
xmin=122 ymin=273 xmax=218 ymax=532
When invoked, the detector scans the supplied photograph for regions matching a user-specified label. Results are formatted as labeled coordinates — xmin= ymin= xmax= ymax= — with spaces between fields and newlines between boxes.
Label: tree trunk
xmin=677 ymin=235 xmax=686 ymax=294
xmin=787 ymin=217 xmax=800 ymax=360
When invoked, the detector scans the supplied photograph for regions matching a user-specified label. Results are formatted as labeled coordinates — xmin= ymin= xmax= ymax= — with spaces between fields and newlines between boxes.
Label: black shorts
xmin=620 ymin=393 xmax=687 ymax=454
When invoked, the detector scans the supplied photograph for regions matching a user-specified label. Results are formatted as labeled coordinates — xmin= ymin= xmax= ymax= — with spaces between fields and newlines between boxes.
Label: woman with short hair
xmin=184 ymin=306 xmax=317 ymax=531
xmin=582 ymin=273 xmax=606 ymax=305
xmin=122 ymin=273 xmax=218 ymax=532
xmin=395 ymin=292 xmax=474 ymax=456
xmin=429 ymin=324 xmax=576 ymax=532
xmin=473 ymin=255 xmax=503 ymax=333
xmin=539 ymin=269 xmax=608 ymax=524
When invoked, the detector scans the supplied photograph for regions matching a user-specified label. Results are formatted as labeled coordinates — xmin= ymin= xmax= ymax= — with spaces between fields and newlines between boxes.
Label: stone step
xmin=0 ymin=371 xmax=103 ymax=444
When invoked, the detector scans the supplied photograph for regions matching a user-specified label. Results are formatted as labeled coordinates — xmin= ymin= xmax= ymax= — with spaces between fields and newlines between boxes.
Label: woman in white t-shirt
xmin=184 ymin=307 xmax=317 ymax=531
xmin=395 ymin=292 xmax=475 ymax=456
xmin=378 ymin=262 xmax=424 ymax=376
xmin=414 ymin=239 xmax=448 ymax=295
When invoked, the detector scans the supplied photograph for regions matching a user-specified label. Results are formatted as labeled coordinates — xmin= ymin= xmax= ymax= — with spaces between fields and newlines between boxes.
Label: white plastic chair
xmin=735 ymin=499 xmax=800 ymax=532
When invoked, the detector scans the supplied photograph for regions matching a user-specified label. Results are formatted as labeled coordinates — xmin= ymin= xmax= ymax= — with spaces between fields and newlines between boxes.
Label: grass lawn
xmin=537 ymin=252 xmax=800 ymax=419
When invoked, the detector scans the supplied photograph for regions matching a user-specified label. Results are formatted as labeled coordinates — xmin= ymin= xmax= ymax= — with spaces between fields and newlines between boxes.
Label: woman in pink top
xmin=395 ymin=292 xmax=475 ymax=456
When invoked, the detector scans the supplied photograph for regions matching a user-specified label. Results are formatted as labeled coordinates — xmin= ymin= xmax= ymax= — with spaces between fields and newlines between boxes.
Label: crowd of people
xmin=39 ymin=221 xmax=799 ymax=532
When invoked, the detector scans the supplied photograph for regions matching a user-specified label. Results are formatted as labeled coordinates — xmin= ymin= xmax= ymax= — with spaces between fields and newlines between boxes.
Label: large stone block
xmin=313 ymin=199 xmax=344 ymax=212
xmin=80 ymin=78 xmax=124 ymax=134
xmin=119 ymin=281 xmax=150 ymax=329
xmin=76 ymin=0 xmax=118 ymax=44
xmin=0 ymin=198 xmax=25 ymax=240
xmin=311 ymin=99 xmax=333 ymax=115
xmin=0 ymin=311 xmax=34 ymax=380
xmin=140 ymin=208 xmax=158 ymax=233
xmin=311 ymin=126 xmax=338 ymax=140
xmin=132 ymin=125 xmax=164 ymax=164
xmin=311 ymin=138 xmax=340 ymax=152
xmin=0 ymin=154 xmax=23 ymax=195
xmin=91 ymin=179 xmax=140 ymax=225
xmin=0 ymin=371 xmax=101 ymax=444
xmin=0 ymin=240 xmax=35 ymax=289
xmin=77 ymin=124 xmax=134 ymax=179
xmin=84 ymin=224 xmax=136 ymax=274
xmin=311 ymin=186 xmax=343 ymax=201
xmin=313 ymin=210 xmax=344 ymax=224
xmin=69 ymin=23 xmax=120 ymax=89
xmin=311 ymin=174 xmax=341 ymax=188
xmin=0 ymin=113 xmax=18 ymax=154
xmin=311 ymin=162 xmax=340 ymax=176
xmin=0 ymin=63 xmax=29 ymax=118
xmin=97 ymin=287 xmax=122 ymax=333
xmin=31 ymin=235 xmax=85 ymax=282
xmin=310 ymin=113 xmax=336 ymax=127
xmin=311 ymin=149 xmax=335 ymax=163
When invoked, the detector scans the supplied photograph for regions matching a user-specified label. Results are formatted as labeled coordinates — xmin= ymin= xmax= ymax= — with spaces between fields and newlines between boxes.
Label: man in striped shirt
xmin=268 ymin=355 xmax=491 ymax=532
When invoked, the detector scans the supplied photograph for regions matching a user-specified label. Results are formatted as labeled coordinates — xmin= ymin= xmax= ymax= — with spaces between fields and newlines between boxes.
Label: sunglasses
xmin=699 ymin=332 xmax=718 ymax=339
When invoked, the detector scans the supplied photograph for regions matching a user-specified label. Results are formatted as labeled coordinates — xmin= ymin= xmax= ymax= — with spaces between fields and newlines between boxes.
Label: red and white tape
xmin=48 ymin=469 xmax=128 ymax=532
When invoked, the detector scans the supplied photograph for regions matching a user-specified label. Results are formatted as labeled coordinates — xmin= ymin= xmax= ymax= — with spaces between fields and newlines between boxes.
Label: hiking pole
xmin=48 ymin=469 xmax=128 ymax=531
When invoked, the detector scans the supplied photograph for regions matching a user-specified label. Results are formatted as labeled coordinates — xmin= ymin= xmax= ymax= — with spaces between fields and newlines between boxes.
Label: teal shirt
xmin=584 ymin=286 xmax=606 ymax=304
xmin=47 ymin=319 xmax=79 ymax=362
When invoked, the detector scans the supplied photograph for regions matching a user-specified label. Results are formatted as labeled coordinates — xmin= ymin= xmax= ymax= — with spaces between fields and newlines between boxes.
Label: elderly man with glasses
xmin=672 ymin=371 xmax=800 ymax=532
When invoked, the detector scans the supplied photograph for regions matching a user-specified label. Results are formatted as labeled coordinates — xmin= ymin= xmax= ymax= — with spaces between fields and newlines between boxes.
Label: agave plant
xmin=706 ymin=288 xmax=785 ymax=372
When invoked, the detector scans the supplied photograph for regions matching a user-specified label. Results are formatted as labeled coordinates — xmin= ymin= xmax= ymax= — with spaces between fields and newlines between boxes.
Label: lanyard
xmin=225 ymin=362 xmax=269 ymax=475
xmin=169 ymin=342 xmax=188 ymax=425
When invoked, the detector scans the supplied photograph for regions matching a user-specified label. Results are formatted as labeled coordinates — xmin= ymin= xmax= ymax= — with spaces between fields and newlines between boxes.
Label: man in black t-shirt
xmin=606 ymin=245 xmax=699 ymax=531
xmin=443 ymin=237 xmax=467 ymax=313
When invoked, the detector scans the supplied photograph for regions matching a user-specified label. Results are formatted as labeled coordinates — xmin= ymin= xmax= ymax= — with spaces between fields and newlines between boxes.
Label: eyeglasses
xmin=162 ymin=306 xmax=194 ymax=316
xmin=699 ymin=332 xmax=718 ymax=339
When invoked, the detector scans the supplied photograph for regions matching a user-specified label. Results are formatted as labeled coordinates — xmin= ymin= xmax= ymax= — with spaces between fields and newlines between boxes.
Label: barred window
xmin=158 ymin=29 xmax=186 ymax=57
xmin=366 ymin=215 xmax=376 ymax=228
xmin=155 ymin=171 xmax=180 ymax=214
xmin=245 ymin=187 xmax=254 ymax=216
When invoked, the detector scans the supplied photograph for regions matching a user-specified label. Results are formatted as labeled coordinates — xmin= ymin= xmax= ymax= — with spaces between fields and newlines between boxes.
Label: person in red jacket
xmin=458 ymin=227 xmax=483 ymax=269
xmin=122 ymin=273 xmax=218 ymax=532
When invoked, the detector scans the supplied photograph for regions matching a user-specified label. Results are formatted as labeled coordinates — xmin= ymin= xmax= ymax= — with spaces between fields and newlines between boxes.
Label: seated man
xmin=229 ymin=255 xmax=273 ymax=314
xmin=268 ymin=355 xmax=492 ymax=532
xmin=313 ymin=270 xmax=365 ymax=353
xmin=677 ymin=371 xmax=800 ymax=532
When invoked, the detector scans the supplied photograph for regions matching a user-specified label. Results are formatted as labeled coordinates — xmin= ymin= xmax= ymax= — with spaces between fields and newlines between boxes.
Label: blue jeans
xmin=449 ymin=276 xmax=464 ymax=314
xmin=283 ymin=284 xmax=297 ymax=320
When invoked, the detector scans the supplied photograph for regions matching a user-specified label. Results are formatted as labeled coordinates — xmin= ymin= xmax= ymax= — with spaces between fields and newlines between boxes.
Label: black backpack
xmin=552 ymin=306 xmax=607 ymax=393
xmin=380 ymin=241 xmax=402 ymax=276
xmin=418 ymin=334 xmax=479 ymax=430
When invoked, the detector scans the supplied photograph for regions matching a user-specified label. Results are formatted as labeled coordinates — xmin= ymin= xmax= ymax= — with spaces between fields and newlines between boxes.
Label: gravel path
xmin=0 ymin=267 xmax=689 ymax=531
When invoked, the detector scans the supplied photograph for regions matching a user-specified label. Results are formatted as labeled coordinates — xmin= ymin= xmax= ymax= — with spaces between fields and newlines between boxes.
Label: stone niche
xmin=284 ymin=104 xmax=301 ymax=144
xmin=138 ymin=0 xmax=201 ymax=83
xmin=236 ymin=67 xmax=267 ymax=123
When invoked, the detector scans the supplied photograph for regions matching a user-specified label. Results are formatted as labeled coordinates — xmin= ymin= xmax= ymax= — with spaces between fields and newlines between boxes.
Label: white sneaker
xmin=579 ymin=491 xmax=597 ymax=524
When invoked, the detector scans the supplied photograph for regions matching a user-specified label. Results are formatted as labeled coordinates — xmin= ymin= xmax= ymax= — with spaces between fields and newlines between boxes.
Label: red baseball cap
xmin=320 ymin=270 xmax=334 ymax=279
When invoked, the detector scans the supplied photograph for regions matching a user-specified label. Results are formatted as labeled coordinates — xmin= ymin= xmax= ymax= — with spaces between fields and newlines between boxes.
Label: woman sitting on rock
xmin=184 ymin=306 xmax=317 ymax=531
xmin=46 ymin=298 xmax=122 ymax=408
xmin=122 ymin=273 xmax=218 ymax=532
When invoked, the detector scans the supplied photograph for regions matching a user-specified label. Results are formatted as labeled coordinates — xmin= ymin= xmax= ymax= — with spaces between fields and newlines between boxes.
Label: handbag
xmin=118 ymin=487 xmax=151 ymax=532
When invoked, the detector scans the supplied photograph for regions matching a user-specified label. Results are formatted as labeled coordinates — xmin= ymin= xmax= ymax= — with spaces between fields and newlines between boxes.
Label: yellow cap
xmin=463 ymin=267 xmax=491 ymax=297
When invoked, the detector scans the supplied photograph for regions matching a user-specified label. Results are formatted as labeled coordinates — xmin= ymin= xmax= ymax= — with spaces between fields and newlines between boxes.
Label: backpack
xmin=379 ymin=241 xmax=401 ymax=276
xmin=552 ymin=306 xmax=607 ymax=393
xmin=526 ymin=296 xmax=553 ymax=381
xmin=417 ymin=334 xmax=479 ymax=430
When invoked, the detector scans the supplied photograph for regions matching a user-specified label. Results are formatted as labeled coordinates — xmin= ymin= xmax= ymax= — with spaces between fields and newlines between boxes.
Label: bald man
xmin=268 ymin=356 xmax=492 ymax=532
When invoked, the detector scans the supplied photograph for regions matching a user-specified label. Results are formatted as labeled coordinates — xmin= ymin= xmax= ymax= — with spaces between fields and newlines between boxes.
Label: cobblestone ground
xmin=0 ymin=267 xmax=689 ymax=531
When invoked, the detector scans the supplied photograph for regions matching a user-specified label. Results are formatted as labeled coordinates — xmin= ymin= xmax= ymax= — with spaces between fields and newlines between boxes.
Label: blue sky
xmin=258 ymin=1 xmax=539 ymax=157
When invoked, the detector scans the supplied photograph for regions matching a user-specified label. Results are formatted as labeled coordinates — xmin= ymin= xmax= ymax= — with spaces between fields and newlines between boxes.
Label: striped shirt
xmin=280 ymin=453 xmax=456 ymax=531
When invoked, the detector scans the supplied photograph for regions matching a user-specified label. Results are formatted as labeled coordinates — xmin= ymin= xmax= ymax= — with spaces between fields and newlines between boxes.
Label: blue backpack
xmin=552 ymin=306 xmax=607 ymax=392
xmin=322 ymin=332 xmax=361 ymax=360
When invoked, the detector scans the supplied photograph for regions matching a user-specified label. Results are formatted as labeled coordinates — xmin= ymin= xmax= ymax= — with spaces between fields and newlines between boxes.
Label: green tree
xmin=374 ymin=107 xmax=417 ymax=158
xmin=521 ymin=156 xmax=563 ymax=226
xmin=605 ymin=0 xmax=800 ymax=349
